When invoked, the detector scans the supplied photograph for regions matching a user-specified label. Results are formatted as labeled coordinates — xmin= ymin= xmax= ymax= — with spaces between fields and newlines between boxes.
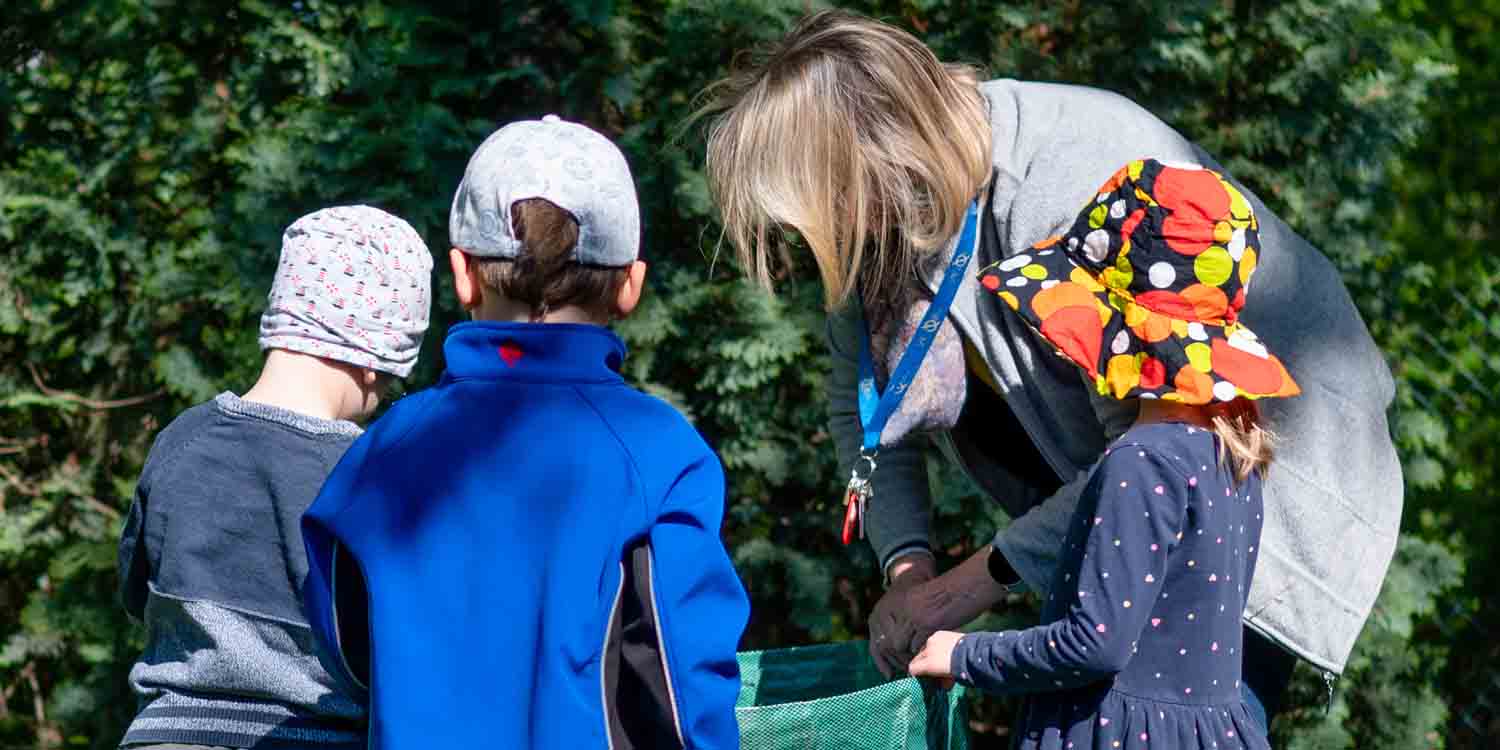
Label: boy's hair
xmin=474 ymin=198 xmax=630 ymax=319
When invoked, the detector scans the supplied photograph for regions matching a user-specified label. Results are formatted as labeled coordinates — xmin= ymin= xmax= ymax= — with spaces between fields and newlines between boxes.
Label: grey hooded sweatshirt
xmin=827 ymin=79 xmax=1403 ymax=675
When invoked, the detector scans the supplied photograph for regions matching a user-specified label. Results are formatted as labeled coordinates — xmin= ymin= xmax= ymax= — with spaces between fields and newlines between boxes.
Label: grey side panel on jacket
xmin=827 ymin=78 xmax=1402 ymax=673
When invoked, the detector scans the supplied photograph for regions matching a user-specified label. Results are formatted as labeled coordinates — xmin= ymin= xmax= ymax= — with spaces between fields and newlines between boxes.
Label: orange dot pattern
xmin=977 ymin=159 xmax=1300 ymax=405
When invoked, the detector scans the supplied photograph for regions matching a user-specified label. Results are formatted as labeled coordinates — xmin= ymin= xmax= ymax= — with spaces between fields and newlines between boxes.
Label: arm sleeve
xmin=301 ymin=435 xmax=374 ymax=699
xmin=648 ymin=451 xmax=750 ymax=750
xmin=993 ymin=375 xmax=1138 ymax=597
xmin=954 ymin=447 xmax=1187 ymax=695
xmin=117 ymin=483 xmax=150 ymax=620
xmin=825 ymin=304 xmax=934 ymax=570
xmin=119 ymin=433 xmax=176 ymax=621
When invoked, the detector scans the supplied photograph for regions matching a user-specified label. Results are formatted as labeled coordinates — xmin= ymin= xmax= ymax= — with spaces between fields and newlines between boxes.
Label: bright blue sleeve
xmin=301 ymin=432 xmax=374 ymax=700
xmin=952 ymin=446 xmax=1186 ymax=695
xmin=647 ymin=451 xmax=749 ymax=750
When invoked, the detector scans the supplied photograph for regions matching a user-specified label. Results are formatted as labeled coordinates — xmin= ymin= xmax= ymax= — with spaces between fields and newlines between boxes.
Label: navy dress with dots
xmin=951 ymin=422 xmax=1269 ymax=750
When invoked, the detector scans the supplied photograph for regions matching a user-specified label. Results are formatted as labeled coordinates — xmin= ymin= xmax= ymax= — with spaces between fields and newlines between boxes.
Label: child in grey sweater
xmin=116 ymin=206 xmax=432 ymax=749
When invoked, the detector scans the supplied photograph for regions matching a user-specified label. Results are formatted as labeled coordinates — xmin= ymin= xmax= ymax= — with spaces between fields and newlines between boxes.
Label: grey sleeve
xmin=825 ymin=304 xmax=934 ymax=570
xmin=992 ymin=374 xmax=1136 ymax=597
xmin=118 ymin=496 xmax=149 ymax=619
xmin=118 ymin=457 xmax=157 ymax=621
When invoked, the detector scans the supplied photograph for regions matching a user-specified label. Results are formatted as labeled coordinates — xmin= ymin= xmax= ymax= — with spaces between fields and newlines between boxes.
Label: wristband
xmin=881 ymin=544 xmax=935 ymax=588
xmin=986 ymin=545 xmax=1022 ymax=587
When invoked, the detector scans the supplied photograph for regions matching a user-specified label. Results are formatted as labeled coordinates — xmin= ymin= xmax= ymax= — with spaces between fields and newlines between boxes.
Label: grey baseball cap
xmin=449 ymin=115 xmax=641 ymax=267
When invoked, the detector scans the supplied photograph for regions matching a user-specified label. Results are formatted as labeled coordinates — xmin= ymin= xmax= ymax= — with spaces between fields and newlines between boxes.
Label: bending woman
xmin=701 ymin=9 xmax=1401 ymax=732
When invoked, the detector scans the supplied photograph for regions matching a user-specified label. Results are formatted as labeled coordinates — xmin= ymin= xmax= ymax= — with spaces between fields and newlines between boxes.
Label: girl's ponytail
xmin=1209 ymin=398 xmax=1275 ymax=483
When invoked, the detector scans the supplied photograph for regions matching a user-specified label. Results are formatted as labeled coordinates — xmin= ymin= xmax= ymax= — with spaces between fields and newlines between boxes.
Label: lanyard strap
xmin=856 ymin=200 xmax=980 ymax=455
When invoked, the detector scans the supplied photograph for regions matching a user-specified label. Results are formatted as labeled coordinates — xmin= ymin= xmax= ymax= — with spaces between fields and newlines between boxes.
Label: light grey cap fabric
xmin=258 ymin=205 xmax=433 ymax=378
xmin=448 ymin=115 xmax=641 ymax=267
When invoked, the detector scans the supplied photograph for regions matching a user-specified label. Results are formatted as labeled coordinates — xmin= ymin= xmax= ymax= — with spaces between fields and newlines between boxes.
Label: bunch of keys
xmin=841 ymin=451 xmax=877 ymax=546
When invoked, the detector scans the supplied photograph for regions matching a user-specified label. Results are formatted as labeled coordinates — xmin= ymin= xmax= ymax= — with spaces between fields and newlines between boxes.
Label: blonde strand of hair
xmin=1209 ymin=399 xmax=1275 ymax=484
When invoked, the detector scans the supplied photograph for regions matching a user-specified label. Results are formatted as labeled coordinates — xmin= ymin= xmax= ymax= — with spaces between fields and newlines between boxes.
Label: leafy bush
xmin=0 ymin=1 xmax=1478 ymax=747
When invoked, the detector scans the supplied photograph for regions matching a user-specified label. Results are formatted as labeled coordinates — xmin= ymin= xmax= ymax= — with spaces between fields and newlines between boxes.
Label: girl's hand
xmin=908 ymin=630 xmax=964 ymax=687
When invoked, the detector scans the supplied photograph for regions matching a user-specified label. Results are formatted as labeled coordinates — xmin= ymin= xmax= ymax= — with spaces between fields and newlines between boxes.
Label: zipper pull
xmin=1322 ymin=671 xmax=1337 ymax=716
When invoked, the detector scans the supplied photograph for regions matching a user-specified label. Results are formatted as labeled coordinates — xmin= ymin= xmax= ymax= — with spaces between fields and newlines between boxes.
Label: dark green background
xmin=1 ymin=1 xmax=1495 ymax=747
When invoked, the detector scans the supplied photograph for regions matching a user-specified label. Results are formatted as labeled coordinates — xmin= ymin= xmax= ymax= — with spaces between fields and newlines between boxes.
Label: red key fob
xmin=841 ymin=489 xmax=860 ymax=546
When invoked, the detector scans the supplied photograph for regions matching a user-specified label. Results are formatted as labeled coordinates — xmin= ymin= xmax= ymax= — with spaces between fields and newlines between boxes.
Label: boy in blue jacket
xmin=301 ymin=115 xmax=750 ymax=750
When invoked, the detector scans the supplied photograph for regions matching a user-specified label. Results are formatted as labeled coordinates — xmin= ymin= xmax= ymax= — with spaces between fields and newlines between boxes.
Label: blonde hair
xmin=1208 ymin=398 xmax=1276 ymax=484
xmin=700 ymin=9 xmax=992 ymax=310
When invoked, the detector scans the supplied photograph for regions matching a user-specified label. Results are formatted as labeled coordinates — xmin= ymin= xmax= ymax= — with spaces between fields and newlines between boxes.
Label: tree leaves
xmin=0 ymin=1 xmax=1482 ymax=747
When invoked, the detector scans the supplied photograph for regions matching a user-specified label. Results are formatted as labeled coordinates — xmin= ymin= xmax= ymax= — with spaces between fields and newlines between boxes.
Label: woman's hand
xmin=908 ymin=630 xmax=964 ymax=687
xmin=868 ymin=553 xmax=939 ymax=677
xmin=867 ymin=548 xmax=1012 ymax=678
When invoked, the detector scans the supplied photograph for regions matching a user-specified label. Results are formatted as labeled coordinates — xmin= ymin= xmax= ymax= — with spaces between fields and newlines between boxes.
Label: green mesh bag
xmin=735 ymin=641 xmax=969 ymax=750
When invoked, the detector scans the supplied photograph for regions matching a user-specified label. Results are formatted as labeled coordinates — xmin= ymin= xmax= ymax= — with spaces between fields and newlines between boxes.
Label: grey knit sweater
xmin=117 ymin=393 xmax=366 ymax=749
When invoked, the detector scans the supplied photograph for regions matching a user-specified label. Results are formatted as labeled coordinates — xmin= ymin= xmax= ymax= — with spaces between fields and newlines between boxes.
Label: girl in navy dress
xmin=909 ymin=158 xmax=1301 ymax=750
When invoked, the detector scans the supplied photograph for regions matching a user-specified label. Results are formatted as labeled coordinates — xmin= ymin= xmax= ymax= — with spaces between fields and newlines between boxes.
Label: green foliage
xmin=1275 ymin=536 xmax=1463 ymax=750
xmin=1379 ymin=2 xmax=1500 ymax=747
xmin=0 ymin=1 xmax=1482 ymax=748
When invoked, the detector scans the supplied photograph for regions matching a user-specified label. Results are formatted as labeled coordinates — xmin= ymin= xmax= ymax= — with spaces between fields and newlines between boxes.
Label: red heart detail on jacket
xmin=499 ymin=342 xmax=524 ymax=367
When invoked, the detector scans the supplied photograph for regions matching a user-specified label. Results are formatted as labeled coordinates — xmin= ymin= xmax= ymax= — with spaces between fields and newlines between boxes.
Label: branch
xmin=25 ymin=660 xmax=62 ymax=746
xmin=0 ymin=436 xmax=42 ymax=456
xmin=0 ymin=660 xmax=15 ymax=718
xmin=0 ymin=461 xmax=40 ymax=512
xmin=27 ymin=363 xmax=164 ymax=410
xmin=1 ymin=662 xmax=40 ymax=724
xmin=82 ymin=495 xmax=121 ymax=522
xmin=26 ymin=663 xmax=42 ymax=725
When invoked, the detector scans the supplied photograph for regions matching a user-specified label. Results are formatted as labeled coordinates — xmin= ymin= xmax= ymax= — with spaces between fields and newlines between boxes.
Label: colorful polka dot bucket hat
xmin=977 ymin=158 xmax=1300 ymax=405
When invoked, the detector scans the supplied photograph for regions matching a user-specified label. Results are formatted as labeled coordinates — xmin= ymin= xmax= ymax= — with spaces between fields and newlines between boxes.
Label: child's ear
xmin=613 ymin=261 xmax=648 ymax=319
xmin=449 ymin=248 xmax=483 ymax=311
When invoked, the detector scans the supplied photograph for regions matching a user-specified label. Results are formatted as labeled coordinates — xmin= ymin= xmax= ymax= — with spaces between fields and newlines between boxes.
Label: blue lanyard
xmin=856 ymin=200 xmax=980 ymax=455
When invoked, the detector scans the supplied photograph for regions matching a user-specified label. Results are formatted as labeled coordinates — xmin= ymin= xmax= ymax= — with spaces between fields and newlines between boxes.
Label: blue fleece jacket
xmin=301 ymin=322 xmax=748 ymax=750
